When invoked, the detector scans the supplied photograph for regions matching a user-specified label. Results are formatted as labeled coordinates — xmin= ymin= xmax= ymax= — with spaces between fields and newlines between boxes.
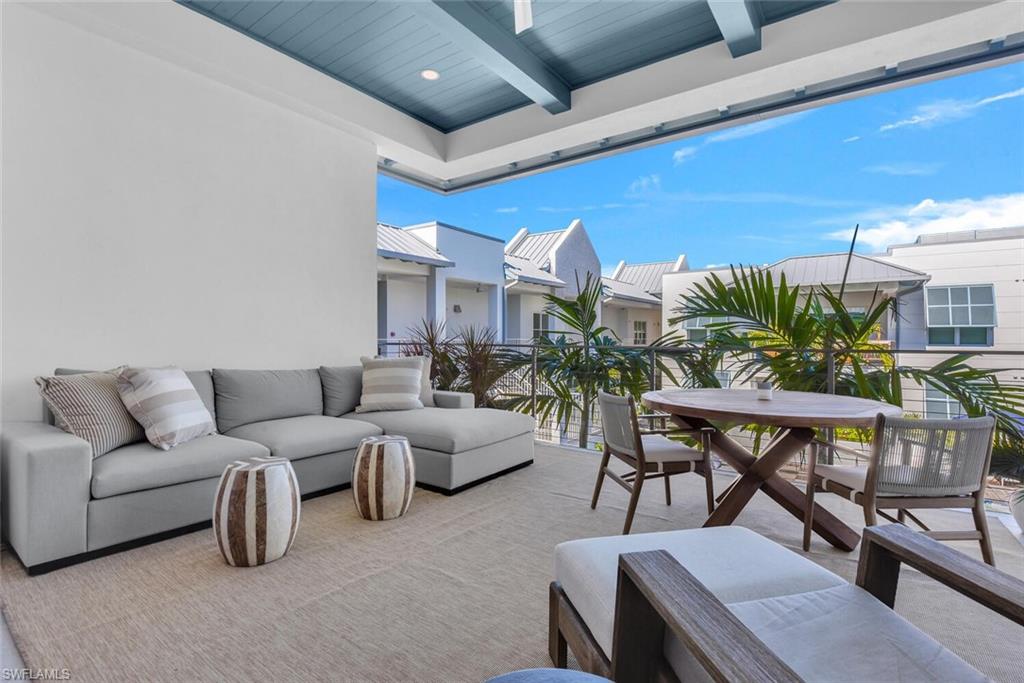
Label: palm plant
xmin=504 ymin=272 xmax=675 ymax=449
xmin=670 ymin=265 xmax=1024 ymax=447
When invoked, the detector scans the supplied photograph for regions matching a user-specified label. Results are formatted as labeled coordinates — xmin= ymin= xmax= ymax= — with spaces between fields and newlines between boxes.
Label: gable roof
xmin=612 ymin=255 xmax=688 ymax=296
xmin=601 ymin=277 xmax=661 ymax=305
xmin=505 ymin=229 xmax=565 ymax=269
xmin=505 ymin=254 xmax=566 ymax=288
xmin=762 ymin=253 xmax=928 ymax=287
xmin=377 ymin=223 xmax=454 ymax=268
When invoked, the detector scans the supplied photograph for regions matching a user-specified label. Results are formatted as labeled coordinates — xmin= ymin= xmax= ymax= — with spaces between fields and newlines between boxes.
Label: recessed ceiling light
xmin=420 ymin=69 xmax=440 ymax=81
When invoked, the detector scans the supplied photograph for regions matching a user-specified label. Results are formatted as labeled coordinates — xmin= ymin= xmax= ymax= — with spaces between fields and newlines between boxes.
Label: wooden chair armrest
xmin=613 ymin=551 xmax=802 ymax=683
xmin=856 ymin=524 xmax=1024 ymax=626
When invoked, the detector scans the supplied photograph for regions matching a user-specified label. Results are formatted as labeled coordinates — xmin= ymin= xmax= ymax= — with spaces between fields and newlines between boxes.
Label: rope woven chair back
xmin=874 ymin=415 xmax=995 ymax=497
xmin=598 ymin=391 xmax=638 ymax=459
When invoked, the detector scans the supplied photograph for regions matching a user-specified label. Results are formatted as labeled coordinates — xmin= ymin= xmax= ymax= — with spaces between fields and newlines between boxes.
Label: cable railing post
xmin=530 ymin=344 xmax=538 ymax=419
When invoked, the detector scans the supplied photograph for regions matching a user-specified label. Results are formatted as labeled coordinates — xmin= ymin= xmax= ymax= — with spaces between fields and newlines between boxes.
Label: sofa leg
xmin=549 ymin=582 xmax=568 ymax=667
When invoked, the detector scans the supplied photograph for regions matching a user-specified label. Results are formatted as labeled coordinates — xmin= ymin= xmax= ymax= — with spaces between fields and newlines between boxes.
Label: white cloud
xmin=825 ymin=193 xmax=1024 ymax=250
xmin=863 ymin=162 xmax=943 ymax=177
xmin=879 ymin=87 xmax=1024 ymax=132
xmin=704 ymin=263 xmax=730 ymax=269
xmin=627 ymin=174 xmax=661 ymax=196
xmin=537 ymin=202 xmax=646 ymax=213
xmin=707 ymin=111 xmax=811 ymax=144
xmin=495 ymin=206 xmax=519 ymax=213
xmin=672 ymin=146 xmax=698 ymax=165
xmin=842 ymin=136 xmax=861 ymax=143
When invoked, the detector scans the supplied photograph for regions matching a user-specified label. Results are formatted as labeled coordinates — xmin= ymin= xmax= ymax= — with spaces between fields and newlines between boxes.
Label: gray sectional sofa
xmin=1 ymin=366 xmax=535 ymax=574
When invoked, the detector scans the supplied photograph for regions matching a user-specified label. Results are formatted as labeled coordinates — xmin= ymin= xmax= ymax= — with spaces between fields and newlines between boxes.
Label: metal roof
xmin=505 ymin=254 xmax=565 ymax=288
xmin=377 ymin=223 xmax=454 ymax=268
xmin=888 ymin=225 xmax=1024 ymax=250
xmin=762 ymin=253 xmax=928 ymax=287
xmin=506 ymin=229 xmax=565 ymax=269
xmin=179 ymin=0 xmax=832 ymax=132
xmin=601 ymin=277 xmax=661 ymax=305
xmin=614 ymin=259 xmax=684 ymax=296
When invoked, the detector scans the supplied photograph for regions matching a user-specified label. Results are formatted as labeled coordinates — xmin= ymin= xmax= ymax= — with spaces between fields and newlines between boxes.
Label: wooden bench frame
xmin=549 ymin=524 xmax=1024 ymax=682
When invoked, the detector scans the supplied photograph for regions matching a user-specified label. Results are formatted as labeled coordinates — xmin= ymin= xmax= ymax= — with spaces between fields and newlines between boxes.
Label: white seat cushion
xmin=666 ymin=584 xmax=988 ymax=683
xmin=816 ymin=464 xmax=922 ymax=498
xmin=556 ymin=527 xmax=986 ymax=683
xmin=554 ymin=527 xmax=845 ymax=657
xmin=640 ymin=435 xmax=703 ymax=464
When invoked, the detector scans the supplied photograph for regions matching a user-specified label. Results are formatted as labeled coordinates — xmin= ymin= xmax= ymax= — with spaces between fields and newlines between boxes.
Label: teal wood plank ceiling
xmin=180 ymin=0 xmax=833 ymax=132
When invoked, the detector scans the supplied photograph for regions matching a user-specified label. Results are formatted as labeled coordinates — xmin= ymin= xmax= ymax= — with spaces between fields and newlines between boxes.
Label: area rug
xmin=3 ymin=444 xmax=1022 ymax=682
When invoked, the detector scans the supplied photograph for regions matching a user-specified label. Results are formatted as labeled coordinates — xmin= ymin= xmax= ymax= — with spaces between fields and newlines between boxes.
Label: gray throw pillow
xmin=356 ymin=356 xmax=425 ymax=413
xmin=116 ymin=366 xmax=216 ymax=450
xmin=36 ymin=369 xmax=146 ymax=457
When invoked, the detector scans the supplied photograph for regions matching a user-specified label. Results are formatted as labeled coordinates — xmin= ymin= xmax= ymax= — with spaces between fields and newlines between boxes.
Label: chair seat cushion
xmin=815 ymin=464 xmax=922 ymax=499
xmin=640 ymin=435 xmax=703 ymax=463
xmin=92 ymin=434 xmax=269 ymax=498
xmin=666 ymin=584 xmax=988 ymax=682
xmin=226 ymin=415 xmax=382 ymax=460
xmin=554 ymin=527 xmax=846 ymax=657
xmin=341 ymin=407 xmax=535 ymax=454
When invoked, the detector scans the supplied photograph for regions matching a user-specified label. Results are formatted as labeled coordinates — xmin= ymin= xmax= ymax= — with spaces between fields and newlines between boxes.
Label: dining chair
xmin=592 ymin=391 xmax=715 ymax=534
xmin=803 ymin=413 xmax=997 ymax=565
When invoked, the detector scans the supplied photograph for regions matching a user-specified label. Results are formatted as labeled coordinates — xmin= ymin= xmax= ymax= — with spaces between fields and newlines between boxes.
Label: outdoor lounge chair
xmin=803 ymin=414 xmax=997 ymax=565
xmin=592 ymin=391 xmax=714 ymax=534
xmin=549 ymin=524 xmax=1024 ymax=682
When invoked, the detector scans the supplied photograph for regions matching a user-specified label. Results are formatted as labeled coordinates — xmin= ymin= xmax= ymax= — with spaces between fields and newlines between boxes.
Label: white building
xmin=504 ymin=219 xmax=601 ymax=343
xmin=602 ymin=257 xmax=687 ymax=345
xmin=879 ymin=227 xmax=1024 ymax=419
xmin=377 ymin=222 xmax=505 ymax=347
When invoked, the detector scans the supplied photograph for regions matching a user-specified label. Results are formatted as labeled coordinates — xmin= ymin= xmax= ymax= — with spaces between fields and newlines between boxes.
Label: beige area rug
xmin=3 ymin=444 xmax=1023 ymax=682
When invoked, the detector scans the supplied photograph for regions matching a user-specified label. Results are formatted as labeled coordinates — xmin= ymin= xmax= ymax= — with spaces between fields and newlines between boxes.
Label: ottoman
xmin=213 ymin=456 xmax=300 ymax=567
xmin=352 ymin=435 xmax=415 ymax=520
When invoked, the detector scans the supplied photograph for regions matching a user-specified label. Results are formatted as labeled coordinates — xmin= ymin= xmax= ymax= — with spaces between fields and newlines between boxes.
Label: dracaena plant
xmin=670 ymin=265 xmax=1024 ymax=449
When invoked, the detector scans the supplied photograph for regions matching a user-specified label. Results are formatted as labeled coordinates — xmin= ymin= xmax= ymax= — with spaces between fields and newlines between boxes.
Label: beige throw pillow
xmin=36 ymin=369 xmax=145 ymax=457
xmin=356 ymin=356 xmax=425 ymax=413
xmin=116 ymin=366 xmax=216 ymax=450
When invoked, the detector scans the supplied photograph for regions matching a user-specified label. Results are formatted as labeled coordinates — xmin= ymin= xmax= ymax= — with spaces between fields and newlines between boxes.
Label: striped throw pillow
xmin=36 ymin=369 xmax=146 ymax=457
xmin=355 ymin=356 xmax=425 ymax=413
xmin=116 ymin=366 xmax=216 ymax=450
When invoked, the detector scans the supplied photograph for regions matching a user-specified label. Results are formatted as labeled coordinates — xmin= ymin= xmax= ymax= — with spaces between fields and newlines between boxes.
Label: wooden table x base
xmin=674 ymin=415 xmax=861 ymax=552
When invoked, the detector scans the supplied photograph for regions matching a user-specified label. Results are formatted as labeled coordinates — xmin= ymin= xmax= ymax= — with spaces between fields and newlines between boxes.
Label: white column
xmin=488 ymin=284 xmax=501 ymax=339
xmin=426 ymin=267 xmax=446 ymax=331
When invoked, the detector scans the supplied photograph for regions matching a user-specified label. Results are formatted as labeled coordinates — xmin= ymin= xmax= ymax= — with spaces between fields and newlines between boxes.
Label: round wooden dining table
xmin=642 ymin=388 xmax=902 ymax=551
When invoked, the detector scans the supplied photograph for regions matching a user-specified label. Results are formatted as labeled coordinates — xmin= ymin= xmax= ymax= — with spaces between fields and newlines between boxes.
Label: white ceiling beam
xmin=707 ymin=0 xmax=763 ymax=58
xmin=411 ymin=1 xmax=571 ymax=114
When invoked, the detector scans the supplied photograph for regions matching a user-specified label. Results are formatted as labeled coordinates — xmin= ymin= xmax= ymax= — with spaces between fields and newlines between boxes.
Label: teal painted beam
xmin=412 ymin=1 xmax=571 ymax=114
xmin=707 ymin=0 xmax=762 ymax=58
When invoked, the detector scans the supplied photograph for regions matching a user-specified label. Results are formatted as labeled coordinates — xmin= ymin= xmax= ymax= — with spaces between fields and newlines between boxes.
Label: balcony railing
xmin=376 ymin=340 xmax=1024 ymax=508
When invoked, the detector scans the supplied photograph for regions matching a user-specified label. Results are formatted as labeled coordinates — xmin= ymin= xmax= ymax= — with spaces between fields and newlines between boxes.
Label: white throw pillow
xmin=356 ymin=356 xmax=425 ymax=413
xmin=116 ymin=366 xmax=215 ymax=450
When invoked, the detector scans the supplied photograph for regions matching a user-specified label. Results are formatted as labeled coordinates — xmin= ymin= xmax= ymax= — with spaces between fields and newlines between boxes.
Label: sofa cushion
xmin=554 ymin=527 xmax=846 ymax=658
xmin=665 ymin=583 xmax=986 ymax=683
xmin=319 ymin=365 xmax=362 ymax=417
xmin=91 ymin=434 xmax=269 ymax=499
xmin=185 ymin=370 xmax=216 ymax=422
xmin=116 ymin=366 xmax=215 ymax=450
xmin=341 ymin=407 xmax=534 ymax=454
xmin=226 ymin=415 xmax=382 ymax=461
xmin=212 ymin=369 xmax=323 ymax=433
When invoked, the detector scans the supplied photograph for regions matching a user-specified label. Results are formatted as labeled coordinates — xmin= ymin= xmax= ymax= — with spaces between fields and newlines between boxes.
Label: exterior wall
xmin=603 ymin=305 xmax=662 ymax=344
xmin=1 ymin=4 xmax=378 ymax=420
xmin=550 ymin=221 xmax=602 ymax=297
xmin=881 ymin=234 xmax=1024 ymax=418
xmin=406 ymin=223 xmax=506 ymax=338
xmin=506 ymin=291 xmax=552 ymax=344
xmin=379 ymin=278 xmax=428 ymax=343
xmin=661 ymin=269 xmax=729 ymax=336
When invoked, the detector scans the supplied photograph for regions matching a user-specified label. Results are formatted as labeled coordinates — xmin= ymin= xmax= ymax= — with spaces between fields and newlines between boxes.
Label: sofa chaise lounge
xmin=2 ymin=366 xmax=535 ymax=574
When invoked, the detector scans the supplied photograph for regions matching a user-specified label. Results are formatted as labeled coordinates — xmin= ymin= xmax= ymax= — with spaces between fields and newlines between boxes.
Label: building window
xmin=924 ymin=383 xmax=964 ymax=420
xmin=682 ymin=315 xmax=724 ymax=343
xmin=532 ymin=313 xmax=550 ymax=340
xmin=633 ymin=320 xmax=647 ymax=345
xmin=925 ymin=285 xmax=995 ymax=346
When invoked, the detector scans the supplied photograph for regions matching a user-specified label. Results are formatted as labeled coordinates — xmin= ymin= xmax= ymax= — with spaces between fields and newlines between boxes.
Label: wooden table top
xmin=642 ymin=388 xmax=902 ymax=429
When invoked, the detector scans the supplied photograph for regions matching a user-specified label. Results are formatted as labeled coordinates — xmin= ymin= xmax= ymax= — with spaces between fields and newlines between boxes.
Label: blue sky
xmin=378 ymin=62 xmax=1024 ymax=271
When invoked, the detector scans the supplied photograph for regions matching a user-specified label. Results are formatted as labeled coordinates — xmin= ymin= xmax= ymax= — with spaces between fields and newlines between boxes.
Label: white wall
xmin=379 ymin=278 xmax=427 ymax=342
xmin=1 ymin=4 xmax=378 ymax=420
xmin=446 ymin=284 xmax=491 ymax=333
xmin=550 ymin=220 xmax=602 ymax=299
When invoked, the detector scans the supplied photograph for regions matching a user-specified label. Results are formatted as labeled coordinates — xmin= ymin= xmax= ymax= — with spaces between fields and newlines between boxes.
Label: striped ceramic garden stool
xmin=213 ymin=456 xmax=300 ymax=567
xmin=352 ymin=435 xmax=415 ymax=521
